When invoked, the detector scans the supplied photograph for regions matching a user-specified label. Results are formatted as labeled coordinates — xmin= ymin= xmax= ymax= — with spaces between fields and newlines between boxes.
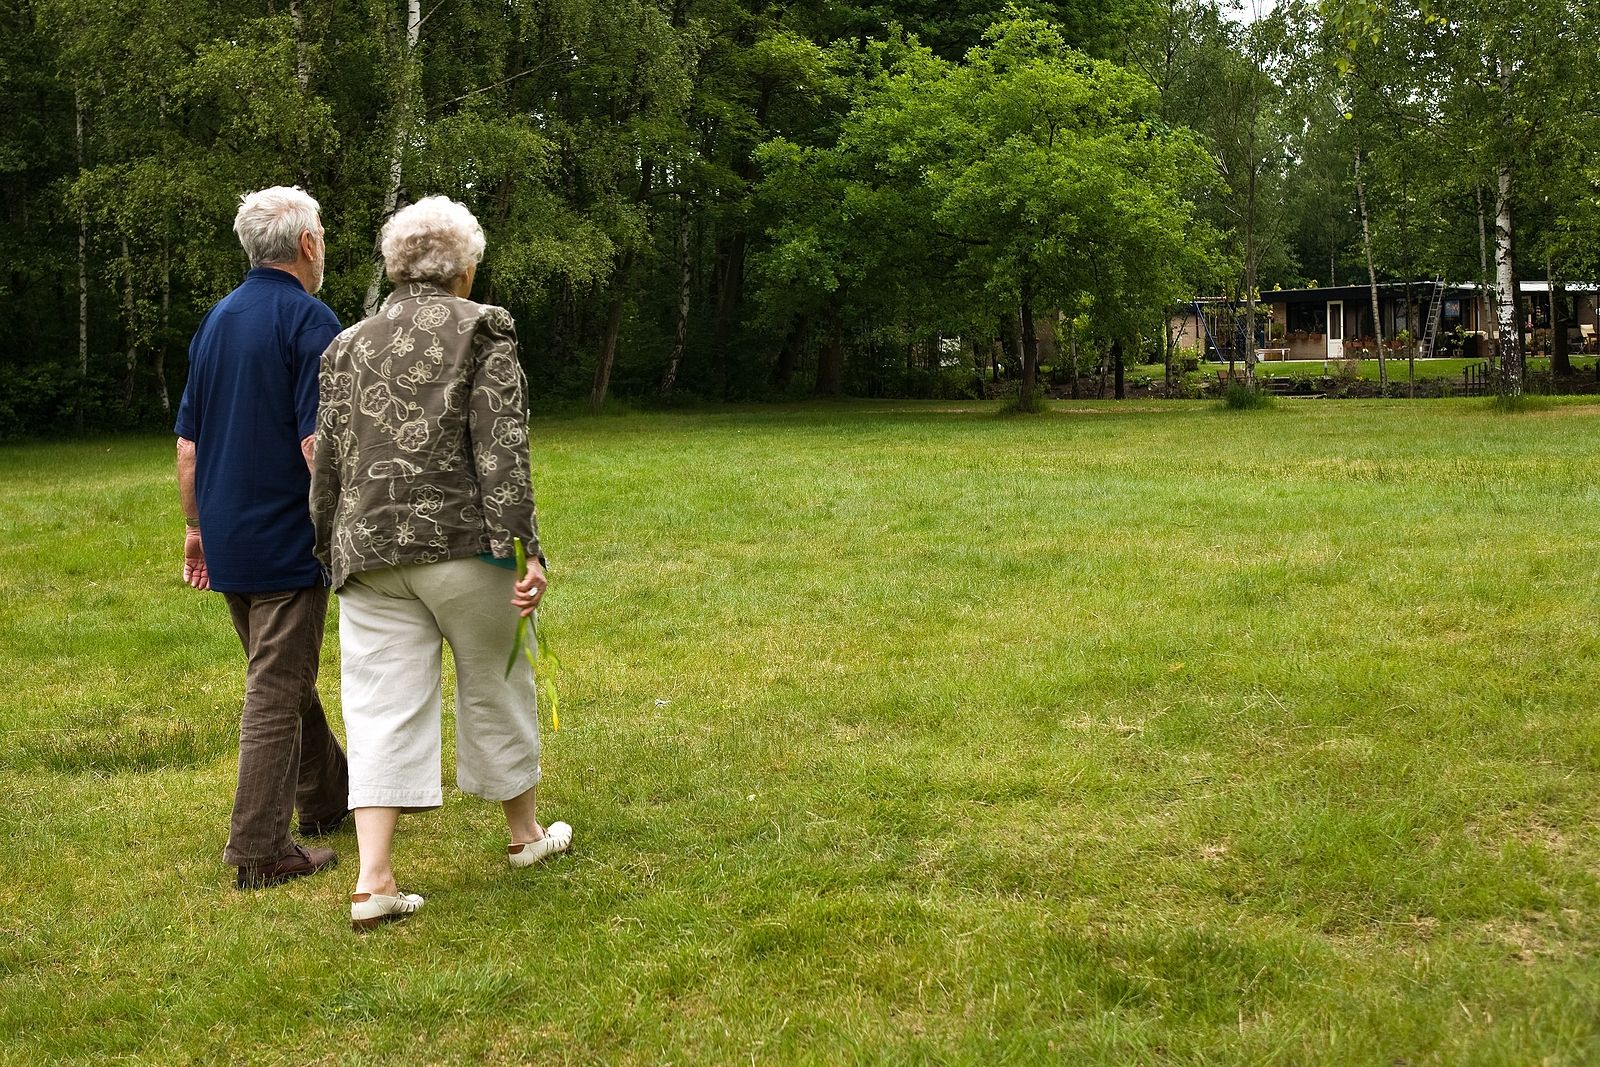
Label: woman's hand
xmin=512 ymin=557 xmax=547 ymax=617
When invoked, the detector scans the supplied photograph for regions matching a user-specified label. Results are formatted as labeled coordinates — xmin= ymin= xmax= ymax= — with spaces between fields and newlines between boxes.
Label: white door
xmin=1327 ymin=301 xmax=1344 ymax=360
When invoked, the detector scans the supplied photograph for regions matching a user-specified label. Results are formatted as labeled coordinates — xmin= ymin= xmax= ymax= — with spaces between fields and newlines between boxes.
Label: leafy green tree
xmin=34 ymin=1 xmax=338 ymax=425
xmin=759 ymin=15 xmax=1217 ymax=408
xmin=0 ymin=0 xmax=78 ymax=432
xmin=1326 ymin=0 xmax=1600 ymax=394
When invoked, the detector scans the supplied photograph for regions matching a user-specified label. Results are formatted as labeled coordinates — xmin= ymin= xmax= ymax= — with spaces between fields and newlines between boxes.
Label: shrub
xmin=1220 ymin=383 xmax=1274 ymax=410
xmin=1488 ymin=392 xmax=1553 ymax=413
xmin=996 ymin=383 xmax=1043 ymax=415
xmin=860 ymin=366 xmax=984 ymax=400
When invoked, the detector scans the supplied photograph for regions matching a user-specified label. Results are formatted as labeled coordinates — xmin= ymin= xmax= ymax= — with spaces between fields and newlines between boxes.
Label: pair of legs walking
xmin=350 ymin=789 xmax=546 ymax=896
xmin=223 ymin=585 xmax=348 ymax=884
xmin=339 ymin=558 xmax=567 ymax=917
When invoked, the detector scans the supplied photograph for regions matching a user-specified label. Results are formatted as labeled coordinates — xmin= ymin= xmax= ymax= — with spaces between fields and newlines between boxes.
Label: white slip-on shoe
xmin=350 ymin=891 xmax=425 ymax=931
xmin=507 ymin=821 xmax=573 ymax=869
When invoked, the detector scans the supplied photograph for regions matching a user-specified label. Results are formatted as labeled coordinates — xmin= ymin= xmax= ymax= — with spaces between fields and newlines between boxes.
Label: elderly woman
xmin=311 ymin=196 xmax=571 ymax=931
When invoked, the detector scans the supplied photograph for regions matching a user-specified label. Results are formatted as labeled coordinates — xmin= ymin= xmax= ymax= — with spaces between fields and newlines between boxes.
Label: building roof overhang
xmin=1188 ymin=281 xmax=1599 ymax=306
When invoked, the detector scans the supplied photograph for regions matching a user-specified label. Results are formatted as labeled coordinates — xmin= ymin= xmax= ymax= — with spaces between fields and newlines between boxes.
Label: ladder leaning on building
xmin=1419 ymin=277 xmax=1446 ymax=360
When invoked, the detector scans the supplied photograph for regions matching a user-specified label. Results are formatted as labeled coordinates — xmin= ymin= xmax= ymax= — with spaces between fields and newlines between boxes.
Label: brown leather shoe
xmin=236 ymin=844 xmax=338 ymax=889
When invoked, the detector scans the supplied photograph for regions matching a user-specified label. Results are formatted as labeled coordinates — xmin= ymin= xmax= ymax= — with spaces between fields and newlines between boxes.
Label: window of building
xmin=1286 ymin=303 xmax=1327 ymax=334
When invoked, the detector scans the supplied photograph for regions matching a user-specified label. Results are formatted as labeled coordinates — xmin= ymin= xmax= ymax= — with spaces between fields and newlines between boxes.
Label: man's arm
xmin=176 ymin=437 xmax=209 ymax=590
xmin=297 ymin=315 xmax=339 ymax=570
xmin=293 ymin=315 xmax=338 ymax=448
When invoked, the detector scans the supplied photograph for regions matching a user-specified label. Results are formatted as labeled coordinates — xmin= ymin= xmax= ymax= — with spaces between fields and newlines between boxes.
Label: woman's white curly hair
xmin=381 ymin=196 xmax=487 ymax=286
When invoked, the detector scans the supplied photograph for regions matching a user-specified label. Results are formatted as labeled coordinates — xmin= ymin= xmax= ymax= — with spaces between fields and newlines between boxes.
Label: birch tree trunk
xmin=75 ymin=86 xmax=88 ymax=434
xmin=590 ymin=160 xmax=654 ymax=411
xmin=1405 ymin=281 xmax=1416 ymax=398
xmin=1242 ymin=248 xmax=1258 ymax=388
xmin=1018 ymin=285 xmax=1039 ymax=412
xmin=710 ymin=84 xmax=772 ymax=399
xmin=1476 ymin=185 xmax=1492 ymax=356
xmin=290 ymin=0 xmax=311 ymax=91
xmin=1240 ymin=52 xmax=1261 ymax=391
xmin=155 ymin=243 xmax=171 ymax=415
xmin=589 ymin=251 xmax=634 ymax=411
xmin=121 ymin=236 xmax=138 ymax=410
xmin=154 ymin=94 xmax=172 ymax=416
xmin=1068 ymin=319 xmax=1080 ymax=400
xmin=660 ymin=206 xmax=691 ymax=397
xmin=363 ymin=0 xmax=422 ymax=318
xmin=1354 ymin=147 xmax=1387 ymax=393
xmin=1494 ymin=160 xmax=1523 ymax=396
xmin=1163 ymin=315 xmax=1175 ymax=389
xmin=1225 ymin=294 xmax=1237 ymax=386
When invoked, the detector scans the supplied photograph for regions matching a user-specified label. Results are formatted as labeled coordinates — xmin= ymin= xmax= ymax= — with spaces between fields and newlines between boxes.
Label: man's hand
xmin=512 ymin=557 xmax=546 ymax=618
xmin=175 ymin=437 xmax=207 ymax=590
xmin=183 ymin=527 xmax=210 ymax=590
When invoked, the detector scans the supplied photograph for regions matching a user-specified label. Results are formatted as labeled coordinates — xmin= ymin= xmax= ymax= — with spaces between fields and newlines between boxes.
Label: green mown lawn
xmin=3 ymin=398 xmax=1599 ymax=1064
xmin=1254 ymin=357 xmax=1599 ymax=381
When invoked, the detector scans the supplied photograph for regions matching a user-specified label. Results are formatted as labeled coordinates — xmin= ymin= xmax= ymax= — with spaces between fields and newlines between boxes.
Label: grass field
xmin=3 ymin=398 xmax=1599 ymax=1064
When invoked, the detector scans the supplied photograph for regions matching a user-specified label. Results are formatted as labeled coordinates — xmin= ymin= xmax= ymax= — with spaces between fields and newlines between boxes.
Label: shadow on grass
xmin=6 ymin=710 xmax=233 ymax=773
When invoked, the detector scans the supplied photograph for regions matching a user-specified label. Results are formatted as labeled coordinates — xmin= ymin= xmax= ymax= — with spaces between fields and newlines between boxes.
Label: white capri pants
xmin=338 ymin=556 xmax=540 ymax=811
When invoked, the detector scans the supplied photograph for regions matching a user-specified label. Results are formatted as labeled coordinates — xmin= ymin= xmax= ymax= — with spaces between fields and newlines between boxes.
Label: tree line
xmin=1 ymin=0 xmax=1595 ymax=436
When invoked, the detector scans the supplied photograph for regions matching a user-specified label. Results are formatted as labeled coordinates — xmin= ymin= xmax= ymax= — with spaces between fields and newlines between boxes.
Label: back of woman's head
xmin=381 ymin=196 xmax=486 ymax=286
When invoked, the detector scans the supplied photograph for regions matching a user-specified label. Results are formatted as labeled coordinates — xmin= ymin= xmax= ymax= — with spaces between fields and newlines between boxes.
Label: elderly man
xmin=175 ymin=186 xmax=350 ymax=889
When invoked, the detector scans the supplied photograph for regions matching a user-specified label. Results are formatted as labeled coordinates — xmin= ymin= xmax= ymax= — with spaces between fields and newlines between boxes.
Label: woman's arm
xmin=467 ymin=307 xmax=542 ymax=564
xmin=309 ymin=335 xmax=348 ymax=568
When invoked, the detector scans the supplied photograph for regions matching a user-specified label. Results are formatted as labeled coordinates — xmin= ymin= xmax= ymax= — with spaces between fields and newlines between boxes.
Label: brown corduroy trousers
xmin=220 ymin=585 xmax=349 ymax=867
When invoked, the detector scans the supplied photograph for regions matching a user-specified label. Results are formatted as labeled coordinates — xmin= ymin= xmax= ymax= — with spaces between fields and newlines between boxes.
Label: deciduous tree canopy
xmin=0 ymin=0 xmax=1593 ymax=434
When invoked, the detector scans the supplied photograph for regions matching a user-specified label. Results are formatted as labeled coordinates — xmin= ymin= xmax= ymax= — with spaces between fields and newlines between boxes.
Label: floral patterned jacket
xmin=310 ymin=282 xmax=541 ymax=589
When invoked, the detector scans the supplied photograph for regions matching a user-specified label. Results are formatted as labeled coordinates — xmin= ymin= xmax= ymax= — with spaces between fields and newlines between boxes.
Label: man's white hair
xmin=233 ymin=186 xmax=322 ymax=267
xmin=381 ymin=196 xmax=486 ymax=286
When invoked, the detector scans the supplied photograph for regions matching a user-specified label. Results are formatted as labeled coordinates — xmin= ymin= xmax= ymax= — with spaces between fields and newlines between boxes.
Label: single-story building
xmin=1174 ymin=282 xmax=1600 ymax=362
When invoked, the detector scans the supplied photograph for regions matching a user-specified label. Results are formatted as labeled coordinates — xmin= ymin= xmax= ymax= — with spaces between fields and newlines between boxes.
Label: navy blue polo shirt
xmin=174 ymin=268 xmax=340 ymax=593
